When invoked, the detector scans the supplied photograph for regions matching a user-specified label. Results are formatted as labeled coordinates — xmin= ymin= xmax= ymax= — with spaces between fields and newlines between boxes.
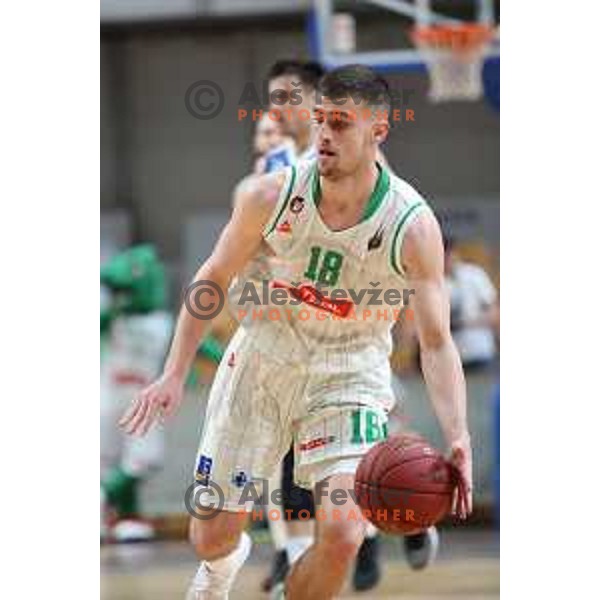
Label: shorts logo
xmin=231 ymin=470 xmax=248 ymax=488
xmin=227 ymin=352 xmax=236 ymax=367
xmin=196 ymin=454 xmax=213 ymax=486
xmin=290 ymin=196 xmax=305 ymax=214
xmin=299 ymin=435 xmax=336 ymax=452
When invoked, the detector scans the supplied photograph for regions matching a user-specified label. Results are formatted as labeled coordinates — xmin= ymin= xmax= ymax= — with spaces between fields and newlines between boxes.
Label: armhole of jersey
xmin=263 ymin=165 xmax=297 ymax=238
xmin=389 ymin=201 xmax=430 ymax=279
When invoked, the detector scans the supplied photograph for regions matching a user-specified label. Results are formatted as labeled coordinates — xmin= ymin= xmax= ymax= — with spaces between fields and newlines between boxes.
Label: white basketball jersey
xmin=230 ymin=159 xmax=430 ymax=357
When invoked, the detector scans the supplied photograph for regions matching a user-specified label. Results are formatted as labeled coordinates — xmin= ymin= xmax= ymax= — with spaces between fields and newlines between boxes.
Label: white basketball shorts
xmin=192 ymin=324 xmax=395 ymax=513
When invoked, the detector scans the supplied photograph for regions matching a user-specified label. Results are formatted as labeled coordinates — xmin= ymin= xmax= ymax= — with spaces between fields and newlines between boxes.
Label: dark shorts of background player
xmin=282 ymin=446 xmax=315 ymax=519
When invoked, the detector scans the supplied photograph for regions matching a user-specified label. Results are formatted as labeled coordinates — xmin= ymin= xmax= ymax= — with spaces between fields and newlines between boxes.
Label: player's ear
xmin=372 ymin=119 xmax=389 ymax=145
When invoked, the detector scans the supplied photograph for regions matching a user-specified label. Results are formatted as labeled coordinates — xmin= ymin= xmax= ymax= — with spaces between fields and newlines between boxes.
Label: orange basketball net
xmin=411 ymin=23 xmax=494 ymax=102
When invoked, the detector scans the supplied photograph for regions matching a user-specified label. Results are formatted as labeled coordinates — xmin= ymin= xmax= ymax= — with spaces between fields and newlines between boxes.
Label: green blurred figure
xmin=100 ymin=245 xmax=173 ymax=542
xmin=100 ymin=244 xmax=226 ymax=542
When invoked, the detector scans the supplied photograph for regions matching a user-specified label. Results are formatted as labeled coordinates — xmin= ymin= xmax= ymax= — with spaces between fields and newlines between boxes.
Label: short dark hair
xmin=443 ymin=234 xmax=455 ymax=253
xmin=267 ymin=59 xmax=325 ymax=90
xmin=317 ymin=64 xmax=391 ymax=110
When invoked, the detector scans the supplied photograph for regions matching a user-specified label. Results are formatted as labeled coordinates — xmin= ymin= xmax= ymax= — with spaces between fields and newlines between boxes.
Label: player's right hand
xmin=448 ymin=435 xmax=473 ymax=520
xmin=119 ymin=373 xmax=184 ymax=436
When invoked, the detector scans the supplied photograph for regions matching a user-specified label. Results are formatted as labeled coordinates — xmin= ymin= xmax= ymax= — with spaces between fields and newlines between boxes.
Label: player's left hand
xmin=119 ymin=372 xmax=184 ymax=436
xmin=448 ymin=435 xmax=473 ymax=519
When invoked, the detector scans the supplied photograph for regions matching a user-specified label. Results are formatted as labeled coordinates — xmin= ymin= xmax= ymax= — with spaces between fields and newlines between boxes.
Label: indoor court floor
xmin=101 ymin=528 xmax=499 ymax=599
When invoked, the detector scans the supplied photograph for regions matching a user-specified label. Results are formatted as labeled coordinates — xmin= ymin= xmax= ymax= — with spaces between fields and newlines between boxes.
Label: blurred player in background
xmin=266 ymin=59 xmax=323 ymax=163
xmin=100 ymin=245 xmax=173 ymax=542
xmin=444 ymin=236 xmax=498 ymax=371
xmin=253 ymin=112 xmax=296 ymax=175
xmin=121 ymin=65 xmax=472 ymax=600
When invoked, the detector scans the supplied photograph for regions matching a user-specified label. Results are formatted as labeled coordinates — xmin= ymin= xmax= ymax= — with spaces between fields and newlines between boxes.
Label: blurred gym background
xmin=101 ymin=1 xmax=499 ymax=598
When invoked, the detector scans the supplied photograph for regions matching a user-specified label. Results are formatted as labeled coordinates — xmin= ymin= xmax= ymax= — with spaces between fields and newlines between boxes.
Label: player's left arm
xmin=401 ymin=210 xmax=472 ymax=518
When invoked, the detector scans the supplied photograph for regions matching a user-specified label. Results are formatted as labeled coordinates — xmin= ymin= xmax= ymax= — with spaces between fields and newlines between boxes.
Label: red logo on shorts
xmin=299 ymin=435 xmax=336 ymax=452
xmin=227 ymin=352 xmax=235 ymax=367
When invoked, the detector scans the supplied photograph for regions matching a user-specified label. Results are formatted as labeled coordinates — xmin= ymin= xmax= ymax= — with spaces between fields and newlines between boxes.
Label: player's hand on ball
xmin=119 ymin=374 xmax=184 ymax=436
xmin=448 ymin=435 xmax=473 ymax=519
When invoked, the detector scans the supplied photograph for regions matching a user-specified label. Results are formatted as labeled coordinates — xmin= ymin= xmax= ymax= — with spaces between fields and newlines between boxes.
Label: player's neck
xmin=296 ymin=126 xmax=313 ymax=157
xmin=319 ymin=162 xmax=380 ymax=222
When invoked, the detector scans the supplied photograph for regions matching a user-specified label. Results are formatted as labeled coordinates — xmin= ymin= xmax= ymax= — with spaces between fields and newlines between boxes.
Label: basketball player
xmin=101 ymin=244 xmax=226 ymax=538
xmin=267 ymin=60 xmax=323 ymax=163
xmin=252 ymin=112 xmax=296 ymax=176
xmin=267 ymin=59 xmax=441 ymax=587
xmin=100 ymin=245 xmax=172 ymax=542
xmin=120 ymin=65 xmax=472 ymax=600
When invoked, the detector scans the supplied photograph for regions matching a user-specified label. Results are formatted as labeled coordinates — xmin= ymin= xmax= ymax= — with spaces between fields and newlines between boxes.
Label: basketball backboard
xmin=309 ymin=0 xmax=499 ymax=71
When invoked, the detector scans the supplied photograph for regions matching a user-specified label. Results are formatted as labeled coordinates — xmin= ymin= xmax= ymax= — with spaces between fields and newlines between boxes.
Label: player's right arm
xmin=119 ymin=170 xmax=286 ymax=436
xmin=400 ymin=210 xmax=472 ymax=518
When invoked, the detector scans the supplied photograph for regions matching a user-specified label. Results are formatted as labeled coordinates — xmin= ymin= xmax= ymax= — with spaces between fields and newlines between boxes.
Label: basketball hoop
xmin=411 ymin=23 xmax=495 ymax=102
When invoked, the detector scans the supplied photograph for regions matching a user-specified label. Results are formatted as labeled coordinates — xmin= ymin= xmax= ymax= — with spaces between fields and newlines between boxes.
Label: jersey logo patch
xmin=272 ymin=280 xmax=354 ymax=318
xmin=290 ymin=196 xmax=305 ymax=214
xmin=367 ymin=225 xmax=385 ymax=251
xmin=276 ymin=220 xmax=292 ymax=234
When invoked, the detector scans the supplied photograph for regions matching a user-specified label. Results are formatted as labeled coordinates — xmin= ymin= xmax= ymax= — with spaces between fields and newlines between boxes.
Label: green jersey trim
xmin=390 ymin=201 xmax=428 ymax=277
xmin=362 ymin=165 xmax=390 ymax=221
xmin=310 ymin=162 xmax=390 ymax=223
xmin=311 ymin=163 xmax=320 ymax=207
xmin=265 ymin=166 xmax=297 ymax=237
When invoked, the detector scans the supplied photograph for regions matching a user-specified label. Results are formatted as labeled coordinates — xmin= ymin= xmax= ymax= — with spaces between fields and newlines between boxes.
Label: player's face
xmin=314 ymin=97 xmax=388 ymax=179
xmin=268 ymin=75 xmax=315 ymax=139
xmin=254 ymin=117 xmax=284 ymax=155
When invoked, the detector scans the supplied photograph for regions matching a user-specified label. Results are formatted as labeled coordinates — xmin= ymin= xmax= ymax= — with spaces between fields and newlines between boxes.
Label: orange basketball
xmin=354 ymin=433 xmax=458 ymax=535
